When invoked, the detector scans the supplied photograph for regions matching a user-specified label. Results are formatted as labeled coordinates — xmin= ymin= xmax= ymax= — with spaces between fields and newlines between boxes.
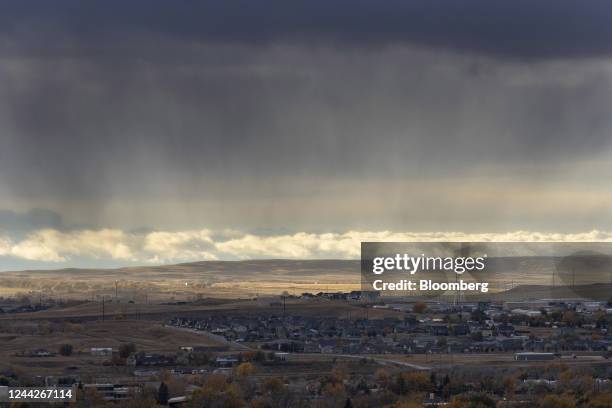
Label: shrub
xmin=119 ymin=342 xmax=136 ymax=358
xmin=59 ymin=344 xmax=73 ymax=356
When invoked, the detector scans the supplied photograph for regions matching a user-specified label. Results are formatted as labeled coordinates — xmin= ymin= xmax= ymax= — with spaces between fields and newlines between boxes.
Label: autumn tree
xmin=322 ymin=382 xmax=346 ymax=408
xmin=189 ymin=374 xmax=245 ymax=408
xmin=502 ymin=374 xmax=516 ymax=398
xmin=538 ymin=394 xmax=576 ymax=408
xmin=262 ymin=377 xmax=284 ymax=395
xmin=236 ymin=362 xmax=256 ymax=377
xmin=586 ymin=392 xmax=612 ymax=408
xmin=562 ymin=310 xmax=577 ymax=327
xmin=390 ymin=402 xmax=424 ymax=408
xmin=448 ymin=393 xmax=496 ymax=408
xmin=393 ymin=372 xmax=432 ymax=395
xmin=413 ymin=302 xmax=427 ymax=314
xmin=375 ymin=368 xmax=391 ymax=389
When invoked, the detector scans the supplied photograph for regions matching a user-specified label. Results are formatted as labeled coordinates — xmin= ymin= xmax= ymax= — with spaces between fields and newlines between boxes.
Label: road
xmin=293 ymin=353 xmax=430 ymax=370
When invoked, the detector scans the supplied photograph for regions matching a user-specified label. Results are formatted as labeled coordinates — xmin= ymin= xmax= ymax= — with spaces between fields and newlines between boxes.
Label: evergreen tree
xmin=157 ymin=381 xmax=169 ymax=405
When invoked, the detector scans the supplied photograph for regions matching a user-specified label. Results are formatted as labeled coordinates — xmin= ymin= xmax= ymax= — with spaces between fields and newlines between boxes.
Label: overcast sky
xmin=1 ymin=1 xmax=612 ymax=269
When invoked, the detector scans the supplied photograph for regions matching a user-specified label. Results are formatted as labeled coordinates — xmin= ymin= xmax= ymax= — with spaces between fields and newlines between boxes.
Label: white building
xmin=91 ymin=347 xmax=113 ymax=356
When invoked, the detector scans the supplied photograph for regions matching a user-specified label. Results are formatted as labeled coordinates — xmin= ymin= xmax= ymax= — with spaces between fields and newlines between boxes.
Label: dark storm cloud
xmin=0 ymin=209 xmax=63 ymax=233
xmin=0 ymin=49 xmax=606 ymax=200
xmin=0 ymin=1 xmax=612 ymax=234
xmin=1 ymin=40 xmax=612 ymax=208
xmin=1 ymin=1 xmax=612 ymax=59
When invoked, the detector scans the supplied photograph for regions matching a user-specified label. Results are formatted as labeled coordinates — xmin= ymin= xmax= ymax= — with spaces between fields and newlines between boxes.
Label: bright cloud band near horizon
xmin=1 ymin=228 xmax=612 ymax=269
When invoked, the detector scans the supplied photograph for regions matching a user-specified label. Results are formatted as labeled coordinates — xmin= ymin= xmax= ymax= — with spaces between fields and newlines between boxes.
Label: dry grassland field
xmin=0 ymin=298 xmax=402 ymax=322
xmin=0 ymin=260 xmax=362 ymax=301
xmin=1 ymin=258 xmax=608 ymax=302
xmin=381 ymin=352 xmax=609 ymax=369
xmin=0 ymin=319 xmax=227 ymax=380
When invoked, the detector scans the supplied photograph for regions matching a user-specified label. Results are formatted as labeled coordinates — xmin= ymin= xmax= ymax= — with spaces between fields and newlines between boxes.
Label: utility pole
xmin=115 ymin=281 xmax=118 ymax=300
xmin=102 ymin=296 xmax=105 ymax=321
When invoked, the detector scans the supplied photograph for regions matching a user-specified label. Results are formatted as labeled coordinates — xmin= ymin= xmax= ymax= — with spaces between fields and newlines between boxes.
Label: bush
xmin=119 ymin=342 xmax=136 ymax=358
xmin=253 ymin=350 xmax=266 ymax=362
xmin=449 ymin=393 xmax=496 ymax=408
xmin=59 ymin=344 xmax=73 ymax=356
